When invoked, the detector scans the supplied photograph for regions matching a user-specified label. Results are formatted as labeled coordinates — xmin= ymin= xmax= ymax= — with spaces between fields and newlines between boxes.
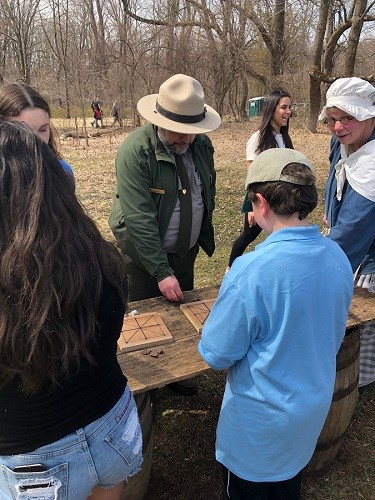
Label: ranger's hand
xmin=158 ymin=275 xmax=184 ymax=302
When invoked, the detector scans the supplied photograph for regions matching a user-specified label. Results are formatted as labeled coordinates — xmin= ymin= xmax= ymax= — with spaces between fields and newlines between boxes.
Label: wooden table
xmin=117 ymin=286 xmax=375 ymax=394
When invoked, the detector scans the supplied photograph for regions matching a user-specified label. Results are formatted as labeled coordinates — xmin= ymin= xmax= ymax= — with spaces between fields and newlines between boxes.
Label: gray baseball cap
xmin=246 ymin=148 xmax=315 ymax=186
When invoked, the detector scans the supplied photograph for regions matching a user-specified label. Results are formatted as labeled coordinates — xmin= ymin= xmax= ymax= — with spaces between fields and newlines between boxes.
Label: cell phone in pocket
xmin=13 ymin=464 xmax=46 ymax=473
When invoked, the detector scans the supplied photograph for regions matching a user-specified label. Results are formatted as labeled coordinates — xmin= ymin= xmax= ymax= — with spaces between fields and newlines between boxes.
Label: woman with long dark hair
xmin=0 ymin=121 xmax=142 ymax=499
xmin=228 ymin=89 xmax=293 ymax=269
xmin=0 ymin=82 xmax=74 ymax=177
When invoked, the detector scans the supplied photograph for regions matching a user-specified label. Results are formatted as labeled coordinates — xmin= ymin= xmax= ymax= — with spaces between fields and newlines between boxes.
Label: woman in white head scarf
xmin=320 ymin=77 xmax=375 ymax=391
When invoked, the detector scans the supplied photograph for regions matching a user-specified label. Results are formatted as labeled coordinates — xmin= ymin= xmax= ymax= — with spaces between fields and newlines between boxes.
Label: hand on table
xmin=158 ymin=275 xmax=184 ymax=302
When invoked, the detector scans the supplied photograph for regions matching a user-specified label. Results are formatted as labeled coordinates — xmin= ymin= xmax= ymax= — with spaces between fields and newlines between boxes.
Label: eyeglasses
xmin=324 ymin=116 xmax=354 ymax=126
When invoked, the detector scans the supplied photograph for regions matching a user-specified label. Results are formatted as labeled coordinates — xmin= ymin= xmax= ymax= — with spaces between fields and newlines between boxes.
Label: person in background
xmin=199 ymin=148 xmax=353 ymax=500
xmin=111 ymin=100 xmax=121 ymax=126
xmin=320 ymin=76 xmax=375 ymax=392
xmin=0 ymin=120 xmax=142 ymax=500
xmin=228 ymin=89 xmax=293 ymax=269
xmin=0 ymin=82 xmax=74 ymax=179
xmin=109 ymin=73 xmax=221 ymax=396
xmin=91 ymin=96 xmax=104 ymax=128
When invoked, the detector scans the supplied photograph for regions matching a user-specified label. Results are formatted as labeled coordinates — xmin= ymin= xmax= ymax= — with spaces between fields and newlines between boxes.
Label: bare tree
xmin=0 ymin=0 xmax=41 ymax=83
xmin=241 ymin=0 xmax=286 ymax=81
xmin=120 ymin=0 xmax=258 ymax=116
xmin=0 ymin=27 xmax=10 ymax=82
xmin=84 ymin=0 xmax=108 ymax=83
xmin=119 ymin=0 xmax=300 ymax=118
xmin=0 ymin=0 xmax=373 ymax=127
xmin=307 ymin=0 xmax=375 ymax=132
xmin=40 ymin=0 xmax=72 ymax=117
xmin=307 ymin=0 xmax=331 ymax=132
xmin=345 ymin=0 xmax=369 ymax=75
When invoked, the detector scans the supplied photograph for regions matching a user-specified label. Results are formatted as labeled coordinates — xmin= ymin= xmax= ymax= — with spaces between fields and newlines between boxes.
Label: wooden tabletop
xmin=117 ymin=286 xmax=374 ymax=394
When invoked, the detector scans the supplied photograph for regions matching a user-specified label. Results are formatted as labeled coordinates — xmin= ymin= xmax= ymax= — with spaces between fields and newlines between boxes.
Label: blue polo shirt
xmin=199 ymin=225 xmax=353 ymax=482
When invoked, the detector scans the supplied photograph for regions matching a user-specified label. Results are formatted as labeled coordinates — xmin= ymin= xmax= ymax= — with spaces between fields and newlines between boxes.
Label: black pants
xmin=228 ymin=214 xmax=262 ymax=267
xmin=123 ymin=245 xmax=199 ymax=301
xmin=221 ymin=465 xmax=302 ymax=500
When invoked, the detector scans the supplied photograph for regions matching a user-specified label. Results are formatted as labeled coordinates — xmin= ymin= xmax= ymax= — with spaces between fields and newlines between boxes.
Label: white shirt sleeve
xmin=245 ymin=131 xmax=286 ymax=188
xmin=246 ymin=130 xmax=261 ymax=161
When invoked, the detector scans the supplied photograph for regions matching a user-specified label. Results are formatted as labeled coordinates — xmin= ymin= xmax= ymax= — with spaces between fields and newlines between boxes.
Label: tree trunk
xmin=271 ymin=0 xmax=286 ymax=76
xmin=344 ymin=0 xmax=367 ymax=75
xmin=307 ymin=0 xmax=331 ymax=132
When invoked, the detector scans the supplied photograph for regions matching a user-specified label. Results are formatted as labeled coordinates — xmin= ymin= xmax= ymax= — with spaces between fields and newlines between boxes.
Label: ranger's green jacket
xmin=109 ymin=123 xmax=216 ymax=282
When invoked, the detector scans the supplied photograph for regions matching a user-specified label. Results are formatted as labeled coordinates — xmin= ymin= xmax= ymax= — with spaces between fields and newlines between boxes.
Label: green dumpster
xmin=247 ymin=97 xmax=265 ymax=118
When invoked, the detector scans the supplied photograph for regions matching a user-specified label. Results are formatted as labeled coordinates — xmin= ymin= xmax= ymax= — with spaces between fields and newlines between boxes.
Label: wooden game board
xmin=180 ymin=299 xmax=216 ymax=333
xmin=118 ymin=312 xmax=173 ymax=353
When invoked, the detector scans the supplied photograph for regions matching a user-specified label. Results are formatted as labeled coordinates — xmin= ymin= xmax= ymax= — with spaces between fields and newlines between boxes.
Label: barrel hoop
xmin=315 ymin=433 xmax=345 ymax=451
xmin=332 ymin=375 xmax=359 ymax=401
xmin=136 ymin=392 xmax=148 ymax=414
xmin=135 ymin=392 xmax=153 ymax=446
xmin=122 ymin=391 xmax=154 ymax=499
xmin=336 ymin=346 xmax=360 ymax=371
xmin=142 ymin=417 xmax=153 ymax=447
xmin=340 ymin=328 xmax=360 ymax=351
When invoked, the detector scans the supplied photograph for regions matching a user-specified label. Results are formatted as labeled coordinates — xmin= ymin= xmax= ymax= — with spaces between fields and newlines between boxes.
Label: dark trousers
xmin=228 ymin=214 xmax=262 ymax=267
xmin=221 ymin=465 xmax=302 ymax=500
xmin=123 ymin=245 xmax=199 ymax=301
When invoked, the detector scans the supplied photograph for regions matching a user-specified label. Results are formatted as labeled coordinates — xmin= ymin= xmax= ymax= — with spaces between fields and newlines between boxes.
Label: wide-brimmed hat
xmin=137 ymin=74 xmax=221 ymax=134
xmin=246 ymin=148 xmax=315 ymax=186
xmin=319 ymin=77 xmax=375 ymax=122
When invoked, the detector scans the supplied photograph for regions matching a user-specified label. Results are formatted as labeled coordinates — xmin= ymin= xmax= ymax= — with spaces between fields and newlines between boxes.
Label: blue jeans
xmin=0 ymin=385 xmax=143 ymax=499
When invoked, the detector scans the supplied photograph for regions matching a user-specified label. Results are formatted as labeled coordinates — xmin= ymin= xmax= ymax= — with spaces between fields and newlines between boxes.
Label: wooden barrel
xmin=121 ymin=391 xmax=154 ymax=499
xmin=304 ymin=327 xmax=360 ymax=473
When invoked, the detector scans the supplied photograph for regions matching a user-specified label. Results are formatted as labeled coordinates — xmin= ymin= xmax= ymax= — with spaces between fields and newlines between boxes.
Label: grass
xmin=144 ymin=376 xmax=375 ymax=500
xmin=57 ymin=120 xmax=375 ymax=499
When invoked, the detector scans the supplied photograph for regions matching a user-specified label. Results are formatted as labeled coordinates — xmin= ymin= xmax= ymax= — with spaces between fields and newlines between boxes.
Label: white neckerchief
xmin=334 ymin=139 xmax=375 ymax=202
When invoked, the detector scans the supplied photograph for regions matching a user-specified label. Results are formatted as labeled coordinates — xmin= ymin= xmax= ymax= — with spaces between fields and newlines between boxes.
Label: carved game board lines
xmin=180 ymin=299 xmax=216 ymax=333
xmin=118 ymin=312 xmax=173 ymax=353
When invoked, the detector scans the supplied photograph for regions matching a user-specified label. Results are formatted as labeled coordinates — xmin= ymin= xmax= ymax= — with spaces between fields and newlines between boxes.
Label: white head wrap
xmin=319 ymin=77 xmax=375 ymax=122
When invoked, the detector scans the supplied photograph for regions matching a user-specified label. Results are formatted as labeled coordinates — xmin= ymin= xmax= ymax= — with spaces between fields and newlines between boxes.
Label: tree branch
xmin=309 ymin=65 xmax=375 ymax=84
xmin=121 ymin=0 xmax=220 ymax=31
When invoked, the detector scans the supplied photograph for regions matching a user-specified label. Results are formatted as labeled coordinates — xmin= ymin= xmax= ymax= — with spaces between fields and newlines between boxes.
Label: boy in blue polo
xmin=198 ymin=149 xmax=353 ymax=499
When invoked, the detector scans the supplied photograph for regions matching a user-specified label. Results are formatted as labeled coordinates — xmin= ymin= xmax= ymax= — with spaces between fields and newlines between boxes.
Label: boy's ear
xmin=255 ymin=193 xmax=270 ymax=215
